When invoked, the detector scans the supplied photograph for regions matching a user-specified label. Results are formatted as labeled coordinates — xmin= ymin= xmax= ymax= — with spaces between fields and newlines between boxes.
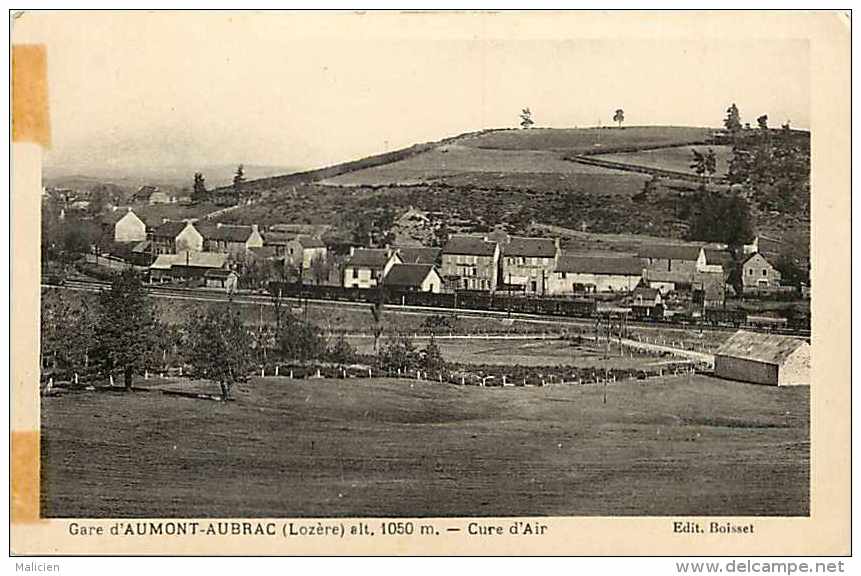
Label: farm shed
xmin=714 ymin=330 xmax=810 ymax=386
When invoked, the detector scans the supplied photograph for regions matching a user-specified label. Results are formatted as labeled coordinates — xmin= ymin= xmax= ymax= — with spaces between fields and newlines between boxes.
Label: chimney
xmin=251 ymin=224 xmax=259 ymax=235
xmin=350 ymin=246 xmax=356 ymax=256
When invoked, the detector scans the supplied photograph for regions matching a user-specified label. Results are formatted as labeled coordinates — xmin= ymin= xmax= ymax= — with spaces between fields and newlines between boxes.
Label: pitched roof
xmin=443 ymin=235 xmax=497 ymax=257
xmin=742 ymin=251 xmax=777 ymax=268
xmin=202 ymin=224 xmax=254 ymax=243
xmin=502 ymin=236 xmax=557 ymax=258
xmin=152 ymin=220 xmax=190 ymax=238
xmin=395 ymin=246 xmax=441 ymax=265
xmin=644 ymin=270 xmax=694 ymax=284
xmin=150 ymin=251 xmax=227 ymax=270
xmin=346 ymin=248 xmax=393 ymax=269
xmin=262 ymin=230 xmax=291 ymax=245
xmin=555 ymin=254 xmax=644 ymax=276
xmin=101 ymin=209 xmax=142 ymax=226
xmin=294 ymin=235 xmax=326 ymax=249
xmin=384 ymin=263 xmax=437 ymax=287
xmin=638 ymin=243 xmax=703 ymax=261
xmin=704 ymin=248 xmax=734 ymax=267
xmin=715 ymin=330 xmax=808 ymax=365
xmin=632 ymin=286 xmax=660 ymax=299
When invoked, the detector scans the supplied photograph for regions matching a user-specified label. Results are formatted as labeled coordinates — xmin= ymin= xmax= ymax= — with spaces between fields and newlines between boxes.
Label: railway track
xmin=44 ymin=277 xmax=810 ymax=339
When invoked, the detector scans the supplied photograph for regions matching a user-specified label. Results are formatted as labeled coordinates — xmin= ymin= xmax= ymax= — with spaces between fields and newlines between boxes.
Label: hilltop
xmin=204 ymin=126 xmax=808 ymax=255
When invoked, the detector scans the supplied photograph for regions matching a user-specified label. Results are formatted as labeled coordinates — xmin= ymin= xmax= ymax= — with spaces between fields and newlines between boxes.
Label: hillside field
xmin=41 ymin=375 xmax=808 ymax=517
xmin=593 ymin=145 xmax=733 ymax=177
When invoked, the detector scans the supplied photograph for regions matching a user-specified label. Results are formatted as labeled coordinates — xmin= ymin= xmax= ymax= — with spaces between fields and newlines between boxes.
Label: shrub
xmin=378 ymin=335 xmax=418 ymax=373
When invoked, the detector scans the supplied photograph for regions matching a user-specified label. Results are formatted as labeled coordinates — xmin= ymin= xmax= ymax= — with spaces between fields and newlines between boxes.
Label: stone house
xmin=440 ymin=235 xmax=500 ymax=292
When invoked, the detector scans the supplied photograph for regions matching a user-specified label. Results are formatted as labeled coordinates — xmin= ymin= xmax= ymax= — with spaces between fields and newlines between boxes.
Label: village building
xmin=440 ymin=235 xmax=501 ymax=292
xmin=546 ymin=254 xmax=644 ymax=294
xmin=630 ymin=285 xmax=664 ymax=318
xmin=199 ymin=223 xmax=264 ymax=258
xmin=497 ymin=236 xmax=559 ymax=295
xmin=287 ymin=235 xmax=328 ymax=270
xmin=151 ymin=220 xmax=204 ymax=254
xmin=639 ymin=244 xmax=705 ymax=276
xmin=101 ymin=208 xmax=147 ymax=243
xmin=132 ymin=185 xmax=177 ymax=205
xmin=343 ymin=248 xmax=402 ymax=289
xmin=395 ymin=246 xmax=442 ymax=266
xmin=714 ymin=330 xmax=810 ymax=386
xmin=741 ymin=252 xmax=782 ymax=290
xmin=204 ymin=268 xmax=240 ymax=292
xmin=701 ymin=248 xmax=734 ymax=277
xmin=148 ymin=250 xmax=228 ymax=283
xmin=383 ymin=263 xmax=443 ymax=293
xmin=261 ymin=230 xmax=291 ymax=258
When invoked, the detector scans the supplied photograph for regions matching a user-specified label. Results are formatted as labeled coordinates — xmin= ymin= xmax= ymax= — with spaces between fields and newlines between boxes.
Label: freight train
xmin=269 ymin=282 xmax=809 ymax=335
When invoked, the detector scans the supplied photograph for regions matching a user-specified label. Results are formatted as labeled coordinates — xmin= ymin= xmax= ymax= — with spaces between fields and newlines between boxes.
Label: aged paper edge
xmin=9 ymin=11 xmax=851 ymax=556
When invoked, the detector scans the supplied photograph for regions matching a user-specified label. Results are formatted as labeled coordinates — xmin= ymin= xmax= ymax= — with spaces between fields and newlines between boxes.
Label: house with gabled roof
xmin=199 ymin=223 xmax=264 ymax=258
xmin=546 ymin=253 xmax=643 ymax=294
xmin=287 ymin=235 xmax=328 ymax=271
xmin=383 ymin=263 xmax=443 ymax=293
xmin=498 ymin=236 xmax=559 ymax=295
xmin=151 ymin=220 xmax=204 ymax=254
xmin=101 ymin=208 xmax=146 ymax=243
xmin=343 ymin=248 xmax=401 ymax=289
xmin=638 ymin=243 xmax=705 ymax=276
xmin=741 ymin=252 xmax=782 ymax=291
xmin=714 ymin=330 xmax=809 ymax=386
xmin=440 ymin=235 xmax=500 ymax=292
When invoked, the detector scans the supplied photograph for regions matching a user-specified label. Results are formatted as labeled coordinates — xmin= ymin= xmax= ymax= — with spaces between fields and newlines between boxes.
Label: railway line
xmin=44 ymin=277 xmax=810 ymax=339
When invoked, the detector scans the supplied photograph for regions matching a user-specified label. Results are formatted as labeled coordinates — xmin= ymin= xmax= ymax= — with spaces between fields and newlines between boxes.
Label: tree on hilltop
xmin=519 ymin=108 xmax=534 ymax=129
xmin=193 ymin=172 xmax=207 ymax=202
xmin=724 ymin=103 xmax=742 ymax=134
xmin=613 ymin=108 xmax=625 ymax=128
xmin=233 ymin=164 xmax=245 ymax=200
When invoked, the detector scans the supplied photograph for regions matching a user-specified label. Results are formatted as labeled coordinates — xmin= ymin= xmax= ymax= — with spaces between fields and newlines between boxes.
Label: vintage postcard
xmin=9 ymin=10 xmax=850 ymax=556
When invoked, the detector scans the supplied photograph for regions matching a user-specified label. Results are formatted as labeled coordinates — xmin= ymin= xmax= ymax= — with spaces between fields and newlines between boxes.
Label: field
xmin=322 ymin=144 xmax=640 ymax=187
xmin=351 ymin=336 xmax=665 ymax=369
xmin=459 ymin=126 xmax=714 ymax=152
xmin=41 ymin=375 xmax=808 ymax=518
xmin=594 ymin=145 xmax=734 ymax=177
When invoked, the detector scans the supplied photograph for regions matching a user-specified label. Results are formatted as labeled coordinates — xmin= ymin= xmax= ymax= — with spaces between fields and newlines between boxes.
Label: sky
xmin=14 ymin=11 xmax=811 ymax=173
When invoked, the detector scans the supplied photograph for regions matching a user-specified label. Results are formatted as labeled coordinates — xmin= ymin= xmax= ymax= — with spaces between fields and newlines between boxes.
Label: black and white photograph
xmin=10 ymin=9 xmax=850 ymax=557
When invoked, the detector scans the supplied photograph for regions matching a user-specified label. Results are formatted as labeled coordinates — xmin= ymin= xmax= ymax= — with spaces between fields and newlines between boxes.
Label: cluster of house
xmin=100 ymin=206 xmax=787 ymax=301
xmin=341 ymin=229 xmax=786 ymax=307
xmin=100 ymin=208 xmax=327 ymax=290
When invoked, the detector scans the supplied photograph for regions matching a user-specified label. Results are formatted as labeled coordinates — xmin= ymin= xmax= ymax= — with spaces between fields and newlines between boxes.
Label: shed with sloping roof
xmin=714 ymin=330 xmax=810 ymax=386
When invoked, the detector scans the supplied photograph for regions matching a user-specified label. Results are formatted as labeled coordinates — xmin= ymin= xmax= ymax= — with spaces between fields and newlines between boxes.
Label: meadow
xmin=41 ymin=374 xmax=808 ymax=518
xmin=593 ymin=145 xmax=734 ymax=177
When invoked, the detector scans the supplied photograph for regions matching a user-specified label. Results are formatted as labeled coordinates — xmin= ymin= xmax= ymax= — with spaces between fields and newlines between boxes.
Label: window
xmin=762 ymin=269 xmax=767 ymax=276
xmin=748 ymin=268 xmax=753 ymax=275
xmin=352 ymin=268 xmax=358 ymax=279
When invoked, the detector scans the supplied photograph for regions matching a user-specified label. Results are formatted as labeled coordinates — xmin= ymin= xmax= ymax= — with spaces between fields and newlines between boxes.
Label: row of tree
xmin=42 ymin=269 xmax=446 ymax=400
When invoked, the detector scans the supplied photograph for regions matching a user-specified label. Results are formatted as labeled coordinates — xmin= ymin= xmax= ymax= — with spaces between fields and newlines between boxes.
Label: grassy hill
xmin=211 ymin=126 xmax=807 ymax=247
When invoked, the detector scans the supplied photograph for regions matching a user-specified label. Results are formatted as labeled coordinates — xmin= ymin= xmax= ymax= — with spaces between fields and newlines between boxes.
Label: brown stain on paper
xmin=11 ymin=430 xmax=40 ymax=523
xmin=12 ymin=44 xmax=50 ymax=147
